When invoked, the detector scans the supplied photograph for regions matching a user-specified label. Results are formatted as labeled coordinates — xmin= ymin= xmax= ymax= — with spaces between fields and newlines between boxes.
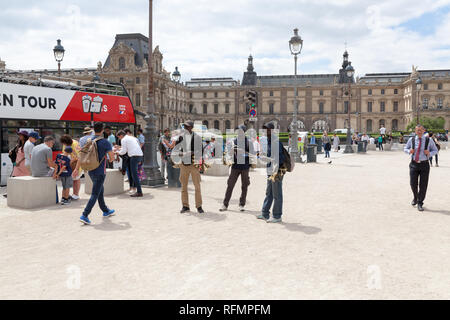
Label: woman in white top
xmin=332 ymin=134 xmax=340 ymax=152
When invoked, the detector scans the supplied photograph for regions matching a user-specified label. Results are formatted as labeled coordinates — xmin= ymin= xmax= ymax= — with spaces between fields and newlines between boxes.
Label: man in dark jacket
xmin=257 ymin=122 xmax=285 ymax=223
xmin=172 ymin=120 xmax=205 ymax=214
xmin=220 ymin=125 xmax=254 ymax=212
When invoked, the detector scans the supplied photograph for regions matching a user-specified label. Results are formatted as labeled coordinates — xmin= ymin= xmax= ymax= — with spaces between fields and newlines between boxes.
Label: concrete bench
xmin=367 ymin=144 xmax=377 ymax=151
xmin=84 ymin=169 xmax=124 ymax=196
xmin=7 ymin=176 xmax=57 ymax=209
xmin=204 ymin=161 xmax=230 ymax=176
xmin=351 ymin=145 xmax=358 ymax=153
xmin=440 ymin=142 xmax=448 ymax=150
xmin=384 ymin=143 xmax=392 ymax=151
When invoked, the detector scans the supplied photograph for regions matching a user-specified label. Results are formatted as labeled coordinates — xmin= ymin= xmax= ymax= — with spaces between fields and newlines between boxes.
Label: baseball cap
xmin=182 ymin=120 xmax=194 ymax=128
xmin=28 ymin=132 xmax=41 ymax=139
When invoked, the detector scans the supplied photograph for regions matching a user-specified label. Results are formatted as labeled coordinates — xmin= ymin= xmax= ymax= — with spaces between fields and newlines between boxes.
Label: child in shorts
xmin=54 ymin=146 xmax=74 ymax=205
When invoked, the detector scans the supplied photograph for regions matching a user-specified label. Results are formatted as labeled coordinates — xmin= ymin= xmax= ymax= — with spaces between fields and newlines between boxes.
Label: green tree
xmin=406 ymin=116 xmax=445 ymax=132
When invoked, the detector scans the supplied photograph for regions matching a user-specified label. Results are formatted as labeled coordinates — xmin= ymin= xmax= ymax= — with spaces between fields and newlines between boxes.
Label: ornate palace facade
xmin=3 ymin=33 xmax=449 ymax=133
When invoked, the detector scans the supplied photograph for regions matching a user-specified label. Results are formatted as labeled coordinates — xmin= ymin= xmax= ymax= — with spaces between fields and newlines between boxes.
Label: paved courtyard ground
xmin=1 ymin=148 xmax=450 ymax=300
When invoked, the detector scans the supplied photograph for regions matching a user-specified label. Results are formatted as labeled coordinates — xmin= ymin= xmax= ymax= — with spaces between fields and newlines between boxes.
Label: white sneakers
xmin=219 ymin=205 xmax=245 ymax=212
xmin=71 ymin=195 xmax=80 ymax=200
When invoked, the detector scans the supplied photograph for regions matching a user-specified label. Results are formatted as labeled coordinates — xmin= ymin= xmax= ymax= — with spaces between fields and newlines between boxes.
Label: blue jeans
xmin=262 ymin=176 xmax=284 ymax=219
xmin=129 ymin=156 xmax=143 ymax=194
xmin=83 ymin=173 xmax=109 ymax=217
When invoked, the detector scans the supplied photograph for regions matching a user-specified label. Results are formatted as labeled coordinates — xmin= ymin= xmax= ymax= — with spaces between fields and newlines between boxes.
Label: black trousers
xmin=409 ymin=161 xmax=430 ymax=205
xmin=223 ymin=168 xmax=250 ymax=207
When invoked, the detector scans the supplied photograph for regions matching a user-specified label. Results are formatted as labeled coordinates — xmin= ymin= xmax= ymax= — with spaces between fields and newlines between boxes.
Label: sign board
xmin=249 ymin=107 xmax=257 ymax=122
xmin=0 ymin=82 xmax=135 ymax=124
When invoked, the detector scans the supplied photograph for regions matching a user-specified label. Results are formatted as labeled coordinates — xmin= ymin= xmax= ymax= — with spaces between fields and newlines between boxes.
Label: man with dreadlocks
xmin=257 ymin=122 xmax=286 ymax=224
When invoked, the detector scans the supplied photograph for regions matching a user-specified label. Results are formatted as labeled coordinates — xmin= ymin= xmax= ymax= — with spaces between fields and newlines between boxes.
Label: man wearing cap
xmin=257 ymin=122 xmax=286 ymax=223
xmin=173 ymin=120 xmax=205 ymax=214
xmin=24 ymin=131 xmax=40 ymax=173
xmin=220 ymin=125 xmax=254 ymax=212
xmin=404 ymin=124 xmax=439 ymax=212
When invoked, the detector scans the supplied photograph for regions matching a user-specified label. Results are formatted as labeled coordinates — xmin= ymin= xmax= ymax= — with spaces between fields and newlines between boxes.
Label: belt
xmin=411 ymin=160 xmax=429 ymax=164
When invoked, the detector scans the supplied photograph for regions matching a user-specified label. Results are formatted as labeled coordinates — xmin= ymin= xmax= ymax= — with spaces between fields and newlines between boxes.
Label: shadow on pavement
xmin=91 ymin=217 xmax=132 ymax=231
xmin=426 ymin=209 xmax=450 ymax=216
xmin=183 ymin=211 xmax=227 ymax=222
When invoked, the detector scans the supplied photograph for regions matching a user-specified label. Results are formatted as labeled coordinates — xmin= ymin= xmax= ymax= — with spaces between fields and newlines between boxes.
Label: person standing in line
xmin=332 ymin=133 xmax=340 ymax=152
xmin=165 ymin=129 xmax=182 ymax=188
xmin=60 ymin=135 xmax=81 ymax=201
xmin=220 ymin=125 xmax=254 ymax=212
xmin=361 ymin=133 xmax=369 ymax=152
xmin=31 ymin=136 xmax=58 ymax=177
xmin=404 ymin=124 xmax=439 ymax=212
xmin=322 ymin=131 xmax=331 ymax=158
xmin=173 ymin=120 xmax=205 ymax=214
xmin=12 ymin=131 xmax=31 ymax=177
xmin=159 ymin=128 xmax=171 ymax=181
xmin=116 ymin=130 xmax=144 ymax=198
xmin=257 ymin=122 xmax=286 ymax=224
xmin=428 ymin=132 xmax=440 ymax=167
xmin=137 ymin=129 xmax=145 ymax=150
xmin=80 ymin=122 xmax=116 ymax=225
xmin=24 ymin=131 xmax=40 ymax=174
xmin=104 ymin=126 xmax=116 ymax=169
xmin=378 ymin=135 xmax=384 ymax=151
xmin=54 ymin=146 xmax=74 ymax=205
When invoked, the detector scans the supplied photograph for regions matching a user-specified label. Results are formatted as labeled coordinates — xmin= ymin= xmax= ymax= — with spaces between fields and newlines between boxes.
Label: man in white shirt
xmin=24 ymin=131 xmax=41 ymax=172
xmin=380 ymin=126 xmax=386 ymax=136
xmin=369 ymin=137 xmax=375 ymax=145
xmin=116 ymin=130 xmax=144 ymax=198
xmin=361 ymin=133 xmax=369 ymax=151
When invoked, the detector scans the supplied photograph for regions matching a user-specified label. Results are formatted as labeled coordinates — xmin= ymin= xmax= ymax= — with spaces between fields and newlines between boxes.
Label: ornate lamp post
xmin=53 ymin=39 xmax=65 ymax=78
xmin=142 ymin=0 xmax=164 ymax=187
xmin=289 ymin=28 xmax=303 ymax=162
xmin=343 ymin=63 xmax=355 ymax=154
xmin=172 ymin=66 xmax=181 ymax=129
xmin=416 ymin=77 xmax=422 ymax=124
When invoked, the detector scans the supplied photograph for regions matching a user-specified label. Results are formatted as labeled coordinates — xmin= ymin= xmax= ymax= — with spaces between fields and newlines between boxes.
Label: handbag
xmin=137 ymin=163 xmax=147 ymax=181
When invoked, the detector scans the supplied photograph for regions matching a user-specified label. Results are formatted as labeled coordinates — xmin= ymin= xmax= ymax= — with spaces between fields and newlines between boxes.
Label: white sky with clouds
xmin=1 ymin=0 xmax=450 ymax=82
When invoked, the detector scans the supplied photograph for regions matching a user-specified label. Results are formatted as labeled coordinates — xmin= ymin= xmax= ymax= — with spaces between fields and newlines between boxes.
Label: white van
xmin=333 ymin=128 xmax=355 ymax=135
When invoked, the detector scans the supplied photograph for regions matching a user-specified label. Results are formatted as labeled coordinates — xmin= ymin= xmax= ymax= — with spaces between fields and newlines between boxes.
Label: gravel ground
xmin=0 ymin=149 xmax=449 ymax=300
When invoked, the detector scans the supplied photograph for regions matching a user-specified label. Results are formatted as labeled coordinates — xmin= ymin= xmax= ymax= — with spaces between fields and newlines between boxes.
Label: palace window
xmin=203 ymin=92 xmax=207 ymax=98
xmin=214 ymin=120 xmax=220 ymax=130
xmin=381 ymin=89 xmax=385 ymax=95
xmin=214 ymin=104 xmax=219 ymax=114
xmin=319 ymin=102 xmax=324 ymax=114
xmin=394 ymin=89 xmax=398 ymax=94
xmin=189 ymin=92 xmax=193 ymax=99
xmin=226 ymin=92 xmax=229 ymax=98
xmin=423 ymin=98 xmax=429 ymax=109
xmin=423 ymin=83 xmax=428 ymax=90
xmin=270 ymin=91 xmax=274 ymax=97
xmin=366 ymin=119 xmax=373 ymax=132
xmin=320 ymin=90 xmax=324 ymax=96
xmin=203 ymin=104 xmax=208 ymax=114
xmin=344 ymin=101 xmax=349 ymax=113
xmin=393 ymin=101 xmax=398 ymax=112
xmin=119 ymin=77 xmax=124 ymax=84
xmin=225 ymin=120 xmax=231 ymax=130
xmin=437 ymin=97 xmax=443 ymax=109
xmin=269 ymin=103 xmax=274 ymax=115
xmin=438 ymin=83 xmax=443 ymax=90
xmin=189 ymin=104 xmax=194 ymax=113
xmin=119 ymin=57 xmax=125 ymax=70
xmin=225 ymin=104 xmax=230 ymax=114
xmin=380 ymin=101 xmax=386 ymax=112
xmin=136 ymin=77 xmax=140 ymax=84
xmin=392 ymin=119 xmax=399 ymax=131
xmin=367 ymin=101 xmax=373 ymax=112
xmin=214 ymin=92 xmax=218 ymax=98
xmin=368 ymin=89 xmax=372 ymax=95
xmin=135 ymin=93 xmax=141 ymax=107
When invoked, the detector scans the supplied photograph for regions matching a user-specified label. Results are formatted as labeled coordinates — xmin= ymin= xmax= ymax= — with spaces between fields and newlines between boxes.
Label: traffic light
xmin=246 ymin=90 xmax=257 ymax=108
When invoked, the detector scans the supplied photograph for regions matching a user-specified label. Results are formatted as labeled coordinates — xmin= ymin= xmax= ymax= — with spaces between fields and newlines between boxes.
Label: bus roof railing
xmin=0 ymin=69 xmax=127 ymax=96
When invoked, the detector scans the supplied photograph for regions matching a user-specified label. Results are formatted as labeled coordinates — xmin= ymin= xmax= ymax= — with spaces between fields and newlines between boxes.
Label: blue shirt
xmin=404 ymin=135 xmax=438 ymax=162
xmin=89 ymin=136 xmax=112 ymax=176
xmin=310 ymin=136 xmax=316 ymax=144
xmin=55 ymin=154 xmax=72 ymax=177
xmin=138 ymin=134 xmax=145 ymax=145
xmin=79 ymin=134 xmax=95 ymax=148
xmin=107 ymin=134 xmax=116 ymax=147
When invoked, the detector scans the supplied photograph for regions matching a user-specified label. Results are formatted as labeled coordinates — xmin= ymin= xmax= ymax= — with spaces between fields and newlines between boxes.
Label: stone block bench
xmin=384 ymin=143 xmax=392 ymax=151
xmin=84 ymin=169 xmax=124 ymax=196
xmin=7 ymin=176 xmax=57 ymax=209
xmin=367 ymin=144 xmax=377 ymax=151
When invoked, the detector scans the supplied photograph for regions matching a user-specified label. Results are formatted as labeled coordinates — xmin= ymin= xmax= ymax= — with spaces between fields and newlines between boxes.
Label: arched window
xmin=312 ymin=120 xmax=327 ymax=131
xmin=119 ymin=57 xmax=125 ymax=70
xmin=214 ymin=120 xmax=220 ymax=130
xmin=379 ymin=119 xmax=385 ymax=128
xmin=225 ymin=120 xmax=231 ymax=130
xmin=392 ymin=119 xmax=398 ymax=131
xmin=366 ymin=119 xmax=373 ymax=132
xmin=202 ymin=120 xmax=209 ymax=129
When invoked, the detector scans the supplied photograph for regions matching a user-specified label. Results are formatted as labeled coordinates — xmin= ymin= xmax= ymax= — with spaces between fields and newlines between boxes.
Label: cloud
xmin=0 ymin=0 xmax=449 ymax=82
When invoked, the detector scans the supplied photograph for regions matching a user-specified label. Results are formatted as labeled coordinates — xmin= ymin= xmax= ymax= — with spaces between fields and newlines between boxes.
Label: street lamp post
xmin=289 ymin=28 xmax=303 ymax=162
xmin=343 ymin=63 xmax=355 ymax=154
xmin=172 ymin=66 xmax=181 ymax=130
xmin=416 ymin=77 xmax=422 ymax=124
xmin=53 ymin=39 xmax=65 ymax=78
xmin=142 ymin=0 xmax=164 ymax=187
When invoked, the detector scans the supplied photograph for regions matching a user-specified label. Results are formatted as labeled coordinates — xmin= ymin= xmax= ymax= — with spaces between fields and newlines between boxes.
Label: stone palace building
xmin=3 ymin=33 xmax=450 ymax=133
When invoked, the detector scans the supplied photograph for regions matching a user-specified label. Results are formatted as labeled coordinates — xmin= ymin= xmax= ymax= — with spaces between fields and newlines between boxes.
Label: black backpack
xmin=8 ymin=145 xmax=18 ymax=164
xmin=281 ymin=146 xmax=295 ymax=172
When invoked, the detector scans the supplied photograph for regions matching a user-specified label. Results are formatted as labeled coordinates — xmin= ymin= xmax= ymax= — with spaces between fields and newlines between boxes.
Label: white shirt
xmin=380 ymin=127 xmax=386 ymax=135
xmin=24 ymin=140 xmax=34 ymax=166
xmin=369 ymin=137 xmax=375 ymax=144
xmin=361 ymin=135 xmax=369 ymax=142
xmin=184 ymin=131 xmax=193 ymax=150
xmin=119 ymin=135 xmax=143 ymax=157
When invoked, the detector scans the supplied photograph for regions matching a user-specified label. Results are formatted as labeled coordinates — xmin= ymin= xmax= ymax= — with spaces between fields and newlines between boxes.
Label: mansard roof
xmin=104 ymin=33 xmax=150 ymax=68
